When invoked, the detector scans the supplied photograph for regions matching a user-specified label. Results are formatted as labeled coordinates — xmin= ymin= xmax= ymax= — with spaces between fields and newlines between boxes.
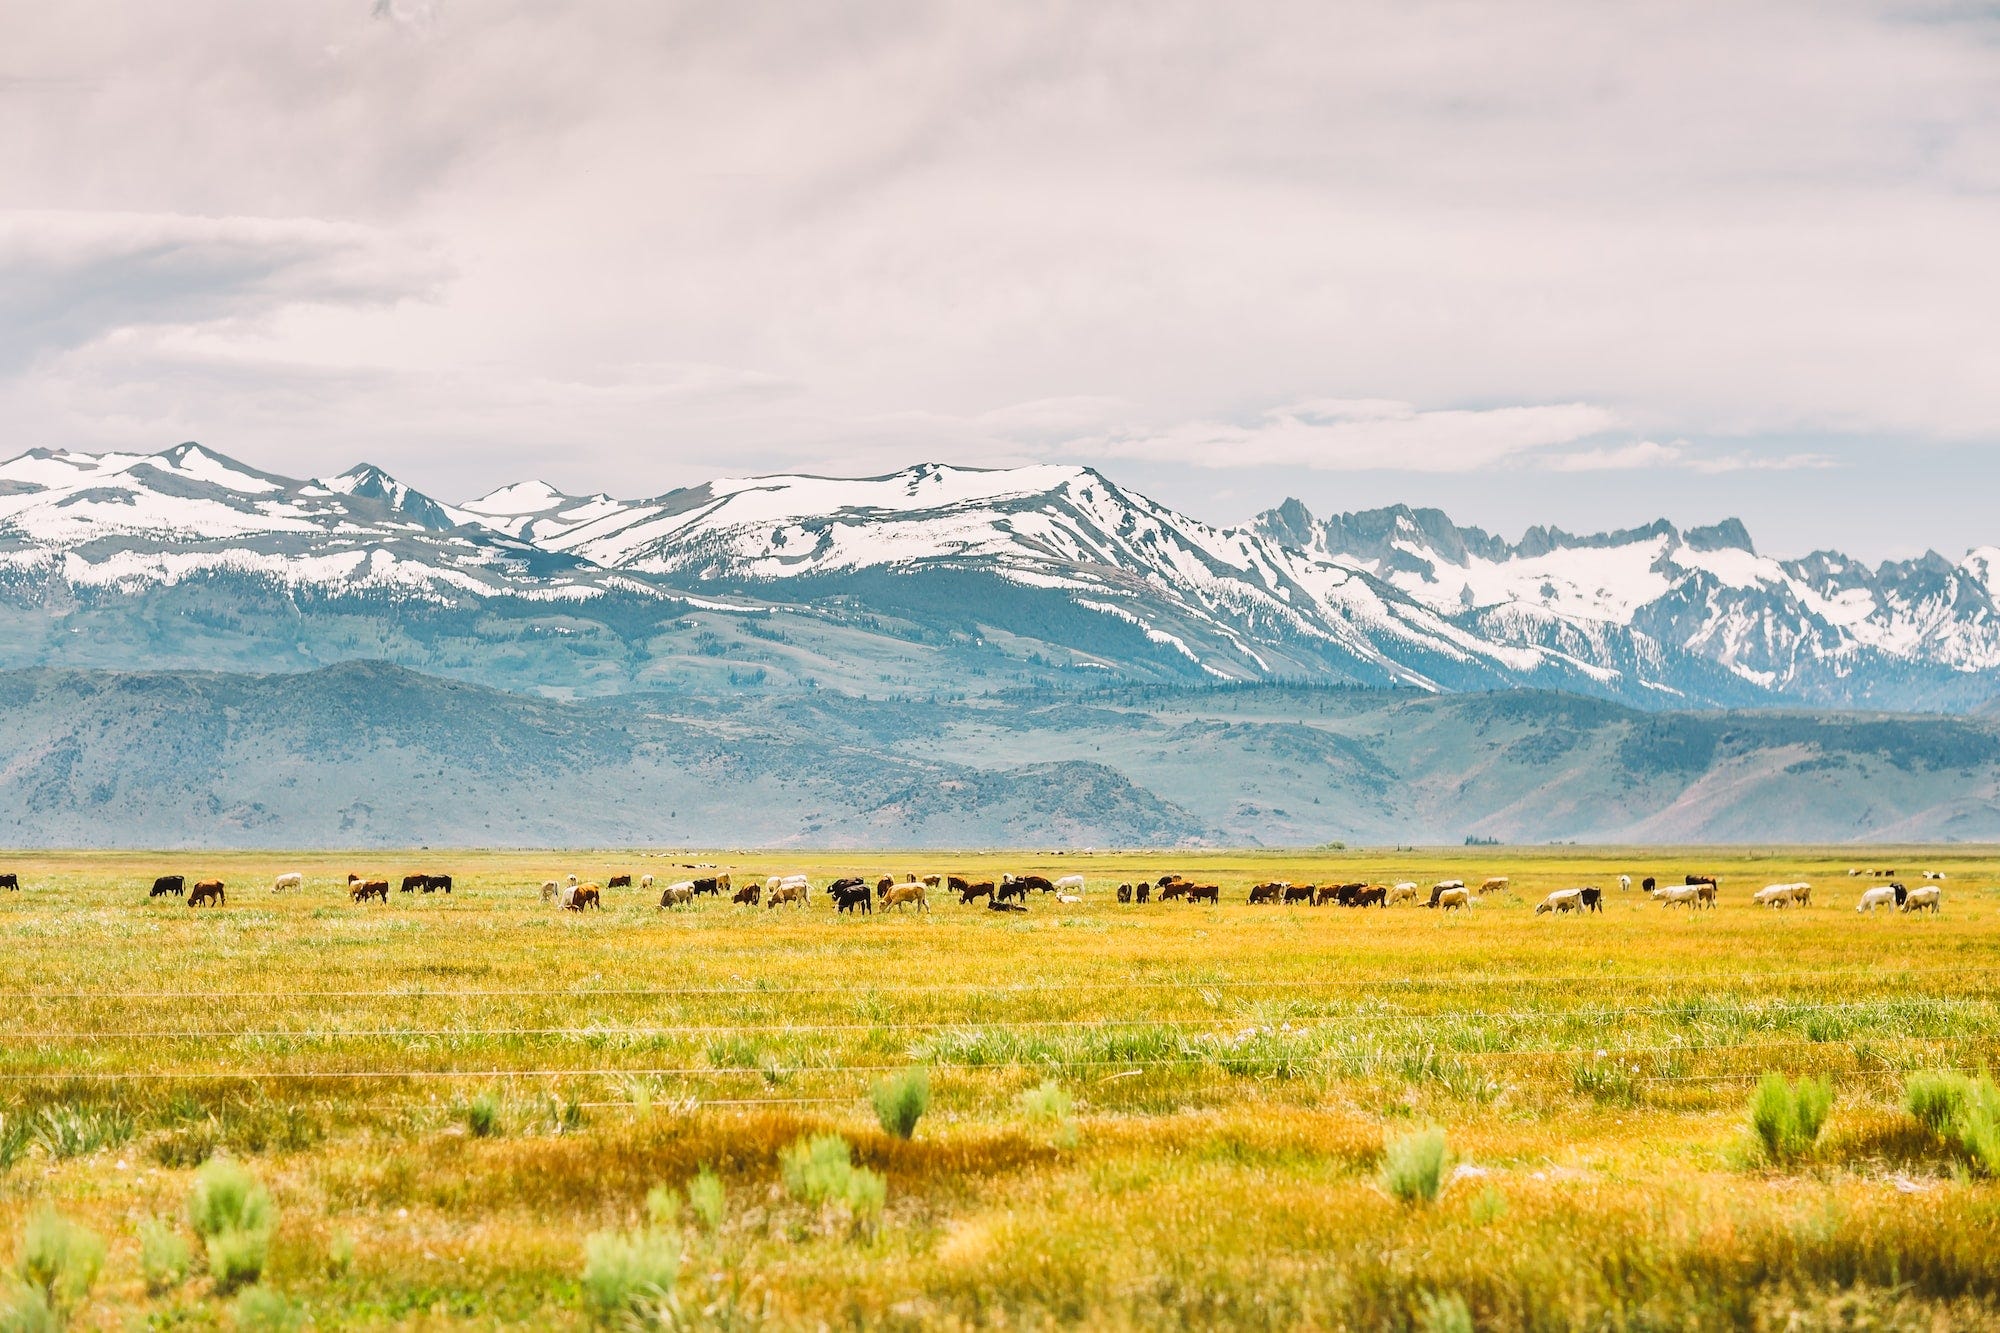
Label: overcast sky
xmin=4 ymin=1 xmax=1998 ymax=559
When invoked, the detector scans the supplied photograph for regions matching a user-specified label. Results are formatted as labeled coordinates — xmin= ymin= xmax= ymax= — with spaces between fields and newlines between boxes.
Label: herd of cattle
xmin=0 ymin=866 xmax=1956 ymax=916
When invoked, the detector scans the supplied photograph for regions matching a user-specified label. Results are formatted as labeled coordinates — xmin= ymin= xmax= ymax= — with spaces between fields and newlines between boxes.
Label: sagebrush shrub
xmin=1750 ymin=1073 xmax=1833 ymax=1164
xmin=137 ymin=1218 xmax=189 ymax=1295
xmin=232 ymin=1286 xmax=306 ymax=1333
xmin=14 ymin=1207 xmax=103 ymax=1320
xmin=1904 ymin=1069 xmax=2000 ymax=1176
xmin=464 ymin=1091 xmax=503 ymax=1139
xmin=871 ymin=1067 xmax=930 ymax=1140
xmin=1382 ymin=1128 xmax=1450 ymax=1205
xmin=687 ymin=1169 xmax=726 ymax=1233
xmin=780 ymin=1135 xmax=886 ymax=1228
xmin=580 ymin=1229 xmax=679 ymax=1326
xmin=186 ymin=1157 xmax=276 ymax=1293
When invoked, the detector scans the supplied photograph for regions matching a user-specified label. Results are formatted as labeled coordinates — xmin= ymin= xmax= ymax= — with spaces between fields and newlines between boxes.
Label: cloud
xmin=1541 ymin=440 xmax=1836 ymax=473
xmin=1078 ymin=399 xmax=1619 ymax=472
xmin=0 ymin=210 xmax=444 ymax=373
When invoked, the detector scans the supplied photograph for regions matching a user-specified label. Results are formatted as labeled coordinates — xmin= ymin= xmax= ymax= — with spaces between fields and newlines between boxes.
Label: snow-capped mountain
xmin=5 ymin=441 xmax=2000 ymax=711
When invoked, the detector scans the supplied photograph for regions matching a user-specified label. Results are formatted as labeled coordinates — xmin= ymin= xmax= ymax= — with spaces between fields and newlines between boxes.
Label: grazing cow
xmin=1432 ymin=887 xmax=1471 ymax=912
xmin=540 ymin=880 xmax=560 ymax=901
xmin=1135 ymin=882 xmax=1151 ymax=903
xmin=832 ymin=883 xmax=872 ymax=914
xmin=1617 ymin=875 xmax=1631 ymax=893
xmin=1657 ymin=884 xmax=1702 ymax=909
xmin=1054 ymin=874 xmax=1086 ymax=894
xmin=731 ymin=882 xmax=761 ymax=905
xmin=1903 ymin=885 xmax=1941 ymax=913
xmin=959 ymin=880 xmax=996 ymax=905
xmin=0 ymin=873 xmax=15 ymax=891
xmin=422 ymin=874 xmax=452 ymax=894
xmin=1923 ymin=871 xmax=1948 ymax=881
xmin=1386 ymin=882 xmax=1419 ymax=907
xmin=988 ymin=898 xmax=1027 ymax=913
xmin=150 ymin=875 xmax=185 ymax=898
xmin=1580 ymin=887 xmax=1603 ymax=913
xmin=1155 ymin=875 xmax=1190 ymax=895
xmin=1856 ymin=882 xmax=1906 ymax=912
xmin=188 ymin=880 xmax=225 ymax=907
xmin=921 ymin=874 xmax=942 ymax=889
xmin=1312 ymin=884 xmax=1343 ymax=907
xmin=1534 ymin=888 xmax=1583 ymax=915
xmin=1479 ymin=876 xmax=1510 ymax=894
xmin=272 ymin=872 xmax=303 ymax=893
xmin=995 ymin=879 xmax=1027 ymax=904
xmin=765 ymin=874 xmax=810 ymax=903
xmin=1753 ymin=882 xmax=1810 ymax=909
xmin=566 ymin=884 xmax=602 ymax=911
xmin=1158 ymin=881 xmax=1191 ymax=902
xmin=1876 ymin=869 xmax=1897 ymax=878
xmin=1116 ymin=883 xmax=1133 ymax=903
xmin=883 ymin=883 xmax=928 ymax=912
xmin=1247 ymin=882 xmax=1284 ymax=904
xmin=1283 ymin=883 xmax=1316 ymax=905
xmin=765 ymin=882 xmax=806 ymax=908
xmin=351 ymin=876 xmax=389 ymax=903
xmin=608 ymin=874 xmax=633 ymax=889
xmin=1641 ymin=876 xmax=1657 ymax=894
xmin=947 ymin=875 xmax=970 ymax=894
xmin=400 ymin=874 xmax=425 ymax=894
xmin=1696 ymin=881 xmax=1717 ymax=909
xmin=1686 ymin=874 xmax=1719 ymax=890
xmin=659 ymin=881 xmax=696 ymax=908
xmin=1014 ymin=874 xmax=1057 ymax=894
xmin=1186 ymin=884 xmax=1220 ymax=904
xmin=690 ymin=875 xmax=726 ymax=896
xmin=639 ymin=873 xmax=655 ymax=891
xmin=1350 ymin=885 xmax=1388 ymax=908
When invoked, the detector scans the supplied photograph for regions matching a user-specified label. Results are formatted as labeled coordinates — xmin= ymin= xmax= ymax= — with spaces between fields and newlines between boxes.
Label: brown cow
xmin=947 ymin=875 xmax=970 ymax=894
xmin=1247 ymin=882 xmax=1283 ymax=904
xmin=882 ymin=883 xmax=928 ymax=912
xmin=1134 ymin=882 xmax=1151 ymax=903
xmin=566 ymin=884 xmax=602 ymax=911
xmin=350 ymin=877 xmax=389 ymax=903
xmin=731 ymin=882 xmax=761 ymax=905
xmin=765 ymin=882 xmax=805 ymax=908
xmin=959 ymin=880 xmax=996 ymax=904
xmin=1157 ymin=881 xmax=1191 ymax=902
xmin=188 ymin=880 xmax=225 ymax=907
xmin=1283 ymin=883 xmax=1316 ymax=904
xmin=607 ymin=874 xmax=633 ymax=889
xmin=1350 ymin=885 xmax=1388 ymax=908
xmin=400 ymin=874 xmax=425 ymax=893
xmin=1186 ymin=884 xmax=1220 ymax=904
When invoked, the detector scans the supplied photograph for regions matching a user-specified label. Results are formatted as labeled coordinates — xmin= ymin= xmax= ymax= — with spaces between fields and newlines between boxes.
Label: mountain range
xmin=3 ymin=441 xmax=1999 ymax=713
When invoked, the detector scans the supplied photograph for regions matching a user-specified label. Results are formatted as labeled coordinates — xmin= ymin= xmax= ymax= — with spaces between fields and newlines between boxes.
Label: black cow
xmin=996 ymin=879 xmax=1027 ymax=904
xmin=1135 ymin=882 xmax=1151 ymax=903
xmin=150 ymin=875 xmax=185 ymax=898
xmin=1641 ymin=876 xmax=1656 ymax=894
xmin=0 ymin=873 xmax=16 ymax=891
xmin=1116 ymin=883 xmax=1132 ymax=903
xmin=832 ymin=883 xmax=872 ymax=914
xmin=422 ymin=874 xmax=452 ymax=894
xmin=401 ymin=874 xmax=425 ymax=893
xmin=1580 ymin=887 xmax=1603 ymax=913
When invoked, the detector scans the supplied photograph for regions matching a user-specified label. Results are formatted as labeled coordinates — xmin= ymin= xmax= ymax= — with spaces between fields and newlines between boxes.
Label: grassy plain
xmin=0 ymin=846 xmax=1996 ymax=1329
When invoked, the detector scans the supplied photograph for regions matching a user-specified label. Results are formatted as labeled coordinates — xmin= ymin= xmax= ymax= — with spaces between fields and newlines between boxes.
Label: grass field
xmin=0 ymin=846 xmax=1997 ymax=1329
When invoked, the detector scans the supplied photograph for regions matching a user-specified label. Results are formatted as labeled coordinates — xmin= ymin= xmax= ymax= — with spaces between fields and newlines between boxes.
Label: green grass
xmin=0 ymin=846 xmax=1993 ymax=1326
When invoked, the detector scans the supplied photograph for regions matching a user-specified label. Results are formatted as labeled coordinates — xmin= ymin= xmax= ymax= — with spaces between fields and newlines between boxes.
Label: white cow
xmin=1056 ymin=892 xmax=1083 ymax=904
xmin=660 ymin=881 xmax=696 ymax=908
xmin=1617 ymin=874 xmax=1631 ymax=893
xmin=540 ymin=880 xmax=560 ymax=902
xmin=1657 ymin=884 xmax=1702 ymax=908
xmin=1856 ymin=884 xmax=1904 ymax=912
xmin=640 ymin=873 xmax=655 ymax=891
xmin=765 ymin=874 xmax=810 ymax=902
xmin=272 ymin=872 xmax=303 ymax=893
xmin=1434 ymin=887 xmax=1472 ymax=912
xmin=1922 ymin=871 xmax=1948 ymax=881
xmin=1753 ymin=882 xmax=1810 ymax=908
xmin=1054 ymin=874 xmax=1086 ymax=893
xmin=1386 ymin=882 xmax=1420 ymax=906
xmin=1902 ymin=885 xmax=1942 ymax=913
xmin=1534 ymin=888 xmax=1584 ymax=916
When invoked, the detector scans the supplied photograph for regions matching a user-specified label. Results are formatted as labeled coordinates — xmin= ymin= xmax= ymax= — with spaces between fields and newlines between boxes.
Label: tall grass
xmin=780 ymin=1135 xmax=887 ymax=1232
xmin=1904 ymin=1069 xmax=2000 ymax=1176
xmin=1749 ymin=1073 xmax=1833 ymax=1165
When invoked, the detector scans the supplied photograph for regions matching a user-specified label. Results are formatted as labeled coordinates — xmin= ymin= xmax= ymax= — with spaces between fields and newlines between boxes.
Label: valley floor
xmin=0 ymin=847 xmax=1997 ymax=1329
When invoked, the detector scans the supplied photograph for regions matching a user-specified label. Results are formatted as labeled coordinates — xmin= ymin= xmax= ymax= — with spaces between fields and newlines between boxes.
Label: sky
xmin=3 ymin=1 xmax=1998 ymax=560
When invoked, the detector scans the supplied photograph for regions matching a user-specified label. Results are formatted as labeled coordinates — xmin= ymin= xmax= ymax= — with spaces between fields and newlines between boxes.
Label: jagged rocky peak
xmin=1683 ymin=518 xmax=1754 ymax=554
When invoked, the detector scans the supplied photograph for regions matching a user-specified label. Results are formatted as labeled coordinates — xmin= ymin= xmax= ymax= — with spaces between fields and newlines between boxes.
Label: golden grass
xmin=0 ymin=845 xmax=1994 ymax=1328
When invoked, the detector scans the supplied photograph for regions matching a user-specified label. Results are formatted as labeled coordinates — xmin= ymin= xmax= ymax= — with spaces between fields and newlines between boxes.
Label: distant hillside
xmin=1 ymin=663 xmax=1997 ymax=847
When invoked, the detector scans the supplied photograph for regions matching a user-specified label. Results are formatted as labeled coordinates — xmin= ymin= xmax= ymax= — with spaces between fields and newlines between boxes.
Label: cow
xmin=188 ymin=880 xmax=225 ymax=907
xmin=659 ymin=881 xmax=696 ymax=908
xmin=640 ymin=873 xmax=655 ymax=892
xmin=1158 ymin=881 xmax=1191 ymax=902
xmin=1657 ymin=884 xmax=1702 ymax=908
xmin=1753 ymin=882 xmax=1811 ymax=909
xmin=765 ymin=882 xmax=806 ymax=908
xmin=947 ymin=875 xmax=971 ymax=894
xmin=1432 ymin=886 xmax=1471 ymax=912
xmin=1479 ymin=876 xmax=1509 ymax=895
xmin=1283 ymin=883 xmax=1316 ymax=905
xmin=150 ymin=875 xmax=185 ymax=898
xmin=1312 ymin=884 xmax=1344 ymax=907
xmin=1641 ymin=876 xmax=1657 ymax=894
xmin=566 ymin=884 xmax=602 ymax=911
xmin=1003 ymin=874 xmax=1056 ymax=895
xmin=1857 ymin=883 xmax=1906 ymax=912
xmin=988 ymin=898 xmax=1027 ymax=913
xmin=422 ymin=874 xmax=452 ymax=894
xmin=832 ymin=883 xmax=873 ymax=914
xmin=1350 ymin=885 xmax=1388 ymax=908
xmin=272 ymin=872 xmax=302 ymax=893
xmin=1134 ymin=882 xmax=1151 ymax=903
xmin=1247 ymin=882 xmax=1284 ymax=904
xmin=1876 ymin=869 xmax=1897 ymax=878
xmin=1686 ymin=874 xmax=1719 ymax=890
xmin=959 ymin=880 xmax=996 ymax=905
xmin=400 ymin=874 xmax=425 ymax=894
xmin=607 ymin=874 xmax=633 ymax=889
xmin=1154 ymin=875 xmax=1191 ymax=895
xmin=1054 ymin=874 xmax=1086 ymax=895
xmin=765 ymin=874 xmax=810 ymax=903
xmin=1186 ymin=884 xmax=1220 ymax=904
xmin=1580 ymin=887 xmax=1602 ymax=912
xmin=731 ymin=882 xmax=761 ymax=905
xmin=1116 ymin=883 xmax=1133 ymax=903
xmin=1617 ymin=875 xmax=1631 ymax=893
xmin=1534 ymin=888 xmax=1583 ymax=915
xmin=996 ymin=879 xmax=1028 ymax=904
xmin=1903 ymin=885 xmax=1942 ymax=913
xmin=1923 ymin=870 xmax=1948 ymax=881
xmin=882 ymin=883 xmax=928 ymax=912
xmin=921 ymin=874 xmax=942 ymax=889
xmin=0 ymin=873 xmax=14 ymax=891
xmin=351 ymin=877 xmax=389 ymax=903
xmin=1385 ymin=882 xmax=1419 ymax=906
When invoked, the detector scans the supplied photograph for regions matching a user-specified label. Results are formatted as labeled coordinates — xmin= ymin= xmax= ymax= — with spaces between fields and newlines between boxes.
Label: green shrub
xmin=645 ymin=1185 xmax=680 ymax=1231
xmin=232 ymin=1286 xmax=306 ymax=1333
xmin=137 ymin=1218 xmax=190 ymax=1295
xmin=687 ymin=1169 xmax=725 ymax=1233
xmin=1904 ymin=1069 xmax=2000 ymax=1176
xmin=871 ymin=1067 xmax=930 ymax=1140
xmin=1382 ymin=1128 xmax=1450 ymax=1205
xmin=465 ymin=1091 xmax=503 ymax=1139
xmin=1750 ymin=1073 xmax=1833 ymax=1164
xmin=1017 ymin=1079 xmax=1073 ymax=1123
xmin=12 ymin=1206 xmax=103 ymax=1326
xmin=186 ymin=1157 xmax=276 ymax=1293
xmin=779 ymin=1135 xmax=887 ymax=1228
xmin=0 ymin=1117 xmax=29 ymax=1174
xmin=1416 ymin=1290 xmax=1474 ymax=1333
xmin=580 ymin=1229 xmax=679 ymax=1326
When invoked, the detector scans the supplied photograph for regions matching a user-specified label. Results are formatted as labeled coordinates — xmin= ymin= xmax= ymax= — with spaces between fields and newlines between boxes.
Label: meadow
xmin=0 ymin=846 xmax=1996 ymax=1330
